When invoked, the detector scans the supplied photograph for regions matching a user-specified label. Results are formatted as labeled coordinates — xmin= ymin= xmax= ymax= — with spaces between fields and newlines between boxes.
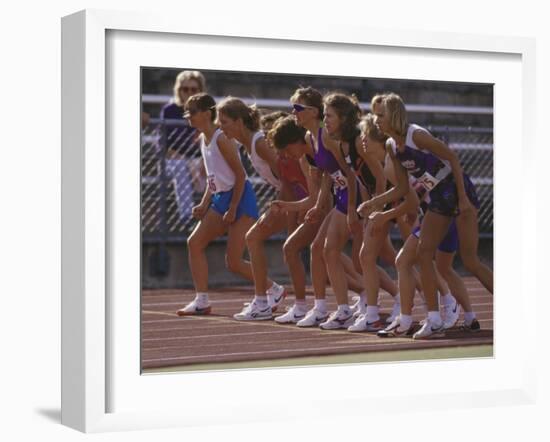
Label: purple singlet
xmin=312 ymin=128 xmax=349 ymax=214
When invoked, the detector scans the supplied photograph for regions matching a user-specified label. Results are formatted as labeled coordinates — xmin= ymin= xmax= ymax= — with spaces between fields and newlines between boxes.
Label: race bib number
xmin=416 ymin=171 xmax=440 ymax=191
xmin=207 ymin=175 xmax=217 ymax=193
xmin=330 ymin=170 xmax=347 ymax=190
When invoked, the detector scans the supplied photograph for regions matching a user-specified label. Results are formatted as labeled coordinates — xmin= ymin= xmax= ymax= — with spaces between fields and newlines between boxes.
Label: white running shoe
xmin=319 ymin=309 xmax=354 ymax=330
xmin=233 ymin=301 xmax=272 ymax=321
xmin=442 ymin=300 xmax=460 ymax=329
xmin=348 ymin=313 xmax=385 ymax=332
xmin=296 ymin=308 xmax=329 ymax=327
xmin=267 ymin=284 xmax=287 ymax=313
xmin=386 ymin=299 xmax=401 ymax=324
xmin=274 ymin=304 xmax=307 ymax=324
xmin=377 ymin=316 xmax=414 ymax=337
xmin=176 ymin=299 xmax=212 ymax=316
xmin=350 ymin=298 xmax=367 ymax=318
xmin=412 ymin=318 xmax=445 ymax=340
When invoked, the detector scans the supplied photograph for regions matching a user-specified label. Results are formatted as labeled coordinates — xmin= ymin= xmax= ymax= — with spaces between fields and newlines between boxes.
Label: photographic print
xmin=140 ymin=68 xmax=494 ymax=373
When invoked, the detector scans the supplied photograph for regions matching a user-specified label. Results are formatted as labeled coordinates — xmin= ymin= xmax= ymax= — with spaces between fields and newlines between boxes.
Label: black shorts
xmin=428 ymin=173 xmax=480 ymax=217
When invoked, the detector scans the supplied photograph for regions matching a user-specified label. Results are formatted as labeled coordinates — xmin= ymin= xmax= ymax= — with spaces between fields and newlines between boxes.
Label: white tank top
xmin=248 ymin=132 xmax=281 ymax=190
xmin=200 ymin=128 xmax=241 ymax=193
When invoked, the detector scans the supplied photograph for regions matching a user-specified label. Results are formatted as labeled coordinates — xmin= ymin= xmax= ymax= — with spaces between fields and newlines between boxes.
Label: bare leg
xmin=417 ymin=211 xmax=453 ymax=312
xmin=436 ymin=250 xmax=473 ymax=312
xmin=395 ymin=235 xmax=419 ymax=315
xmin=187 ymin=210 xmax=227 ymax=292
xmin=225 ymin=215 xmax=257 ymax=282
xmin=359 ymin=220 xmax=392 ymax=309
xmin=283 ymin=220 xmax=322 ymax=301
xmin=456 ymin=208 xmax=493 ymax=293
xmin=323 ymin=210 xmax=351 ymax=306
xmin=245 ymin=208 xmax=287 ymax=294
xmin=310 ymin=211 xmax=333 ymax=300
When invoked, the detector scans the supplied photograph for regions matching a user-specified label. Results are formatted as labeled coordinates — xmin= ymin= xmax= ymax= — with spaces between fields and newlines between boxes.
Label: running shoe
xmin=412 ymin=318 xmax=445 ymax=340
xmin=386 ymin=299 xmax=401 ymax=324
xmin=296 ymin=308 xmax=329 ymax=327
xmin=459 ymin=318 xmax=481 ymax=333
xmin=274 ymin=304 xmax=307 ymax=324
xmin=267 ymin=285 xmax=287 ymax=313
xmin=377 ymin=316 xmax=414 ymax=337
xmin=176 ymin=299 xmax=212 ymax=316
xmin=442 ymin=300 xmax=460 ymax=329
xmin=233 ymin=301 xmax=272 ymax=321
xmin=348 ymin=313 xmax=384 ymax=332
xmin=319 ymin=309 xmax=354 ymax=330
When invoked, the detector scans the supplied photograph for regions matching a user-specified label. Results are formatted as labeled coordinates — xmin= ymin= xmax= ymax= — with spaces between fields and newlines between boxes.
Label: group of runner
xmin=175 ymin=86 xmax=493 ymax=340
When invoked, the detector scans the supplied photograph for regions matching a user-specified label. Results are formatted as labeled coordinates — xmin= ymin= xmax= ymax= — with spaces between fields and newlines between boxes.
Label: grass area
xmin=143 ymin=345 xmax=493 ymax=374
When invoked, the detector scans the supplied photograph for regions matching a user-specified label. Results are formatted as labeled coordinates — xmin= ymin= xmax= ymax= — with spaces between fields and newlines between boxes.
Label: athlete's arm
xmin=358 ymin=136 xmax=386 ymax=197
xmin=325 ymin=132 xmax=360 ymax=232
xmin=271 ymin=156 xmax=320 ymax=213
xmin=412 ymin=130 xmax=472 ymax=211
xmin=255 ymin=136 xmax=280 ymax=179
xmin=358 ymin=142 xmax=409 ymax=216
xmin=218 ymin=134 xmax=246 ymax=223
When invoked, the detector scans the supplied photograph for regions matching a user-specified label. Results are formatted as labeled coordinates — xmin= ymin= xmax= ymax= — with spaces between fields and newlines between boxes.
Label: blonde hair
xmin=217 ymin=97 xmax=261 ymax=132
xmin=173 ymin=70 xmax=206 ymax=106
xmin=382 ymin=93 xmax=408 ymax=138
xmin=370 ymin=94 xmax=385 ymax=112
xmin=359 ymin=113 xmax=386 ymax=143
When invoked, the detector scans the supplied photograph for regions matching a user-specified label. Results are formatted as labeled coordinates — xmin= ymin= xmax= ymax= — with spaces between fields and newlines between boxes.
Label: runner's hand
xmin=192 ymin=203 xmax=209 ymax=220
xmin=223 ymin=206 xmax=237 ymax=224
xmin=305 ymin=206 xmax=321 ymax=224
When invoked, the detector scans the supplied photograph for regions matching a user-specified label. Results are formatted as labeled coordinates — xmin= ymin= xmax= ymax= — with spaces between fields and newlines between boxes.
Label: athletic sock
xmin=295 ymin=299 xmax=307 ymax=312
xmin=428 ymin=310 xmax=442 ymax=325
xmin=400 ymin=314 xmax=413 ymax=330
xmin=314 ymin=298 xmax=327 ymax=313
xmin=254 ymin=295 xmax=268 ymax=308
xmin=196 ymin=292 xmax=209 ymax=306
xmin=337 ymin=304 xmax=350 ymax=314
xmin=440 ymin=293 xmax=455 ymax=306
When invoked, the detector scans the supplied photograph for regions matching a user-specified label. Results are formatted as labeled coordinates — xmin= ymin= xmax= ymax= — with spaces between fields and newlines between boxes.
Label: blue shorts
xmin=428 ymin=173 xmax=480 ymax=217
xmin=210 ymin=180 xmax=259 ymax=220
xmin=412 ymin=219 xmax=458 ymax=253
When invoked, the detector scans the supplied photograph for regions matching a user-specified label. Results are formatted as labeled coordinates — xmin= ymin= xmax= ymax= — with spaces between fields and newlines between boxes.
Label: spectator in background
xmin=159 ymin=70 xmax=207 ymax=221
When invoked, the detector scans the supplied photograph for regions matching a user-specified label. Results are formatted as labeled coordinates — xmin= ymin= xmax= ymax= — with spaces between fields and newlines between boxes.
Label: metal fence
xmin=141 ymin=119 xmax=494 ymax=244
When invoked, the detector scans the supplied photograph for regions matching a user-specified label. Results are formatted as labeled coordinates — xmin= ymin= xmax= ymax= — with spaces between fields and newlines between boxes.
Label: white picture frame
xmin=61 ymin=9 xmax=537 ymax=433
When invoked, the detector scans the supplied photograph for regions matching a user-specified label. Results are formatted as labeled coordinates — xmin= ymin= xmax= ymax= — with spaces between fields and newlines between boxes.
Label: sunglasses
xmin=179 ymin=86 xmax=200 ymax=94
xmin=292 ymin=103 xmax=315 ymax=113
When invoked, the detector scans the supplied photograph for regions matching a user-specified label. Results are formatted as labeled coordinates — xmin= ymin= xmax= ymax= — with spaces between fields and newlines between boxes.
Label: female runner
xmin=176 ymin=94 xmax=259 ymax=316
xmin=359 ymin=93 xmax=492 ymax=339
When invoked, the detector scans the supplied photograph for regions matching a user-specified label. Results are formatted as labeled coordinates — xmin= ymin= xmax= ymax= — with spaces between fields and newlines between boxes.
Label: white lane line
xmin=143 ymin=329 xmax=293 ymax=342
xmin=142 ymin=339 xmax=490 ymax=363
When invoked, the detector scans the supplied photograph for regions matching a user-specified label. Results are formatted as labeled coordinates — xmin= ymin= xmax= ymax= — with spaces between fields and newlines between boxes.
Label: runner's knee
xmin=283 ymin=239 xmax=298 ymax=262
xmin=310 ymin=236 xmax=324 ymax=258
